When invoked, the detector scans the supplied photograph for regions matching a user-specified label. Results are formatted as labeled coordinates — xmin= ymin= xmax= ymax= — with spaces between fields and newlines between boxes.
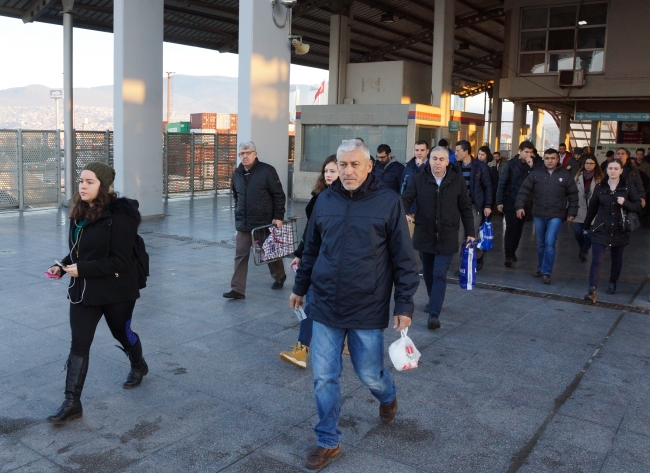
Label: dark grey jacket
xmin=497 ymin=155 xmax=540 ymax=212
xmin=515 ymin=167 xmax=579 ymax=220
xmin=231 ymin=158 xmax=286 ymax=232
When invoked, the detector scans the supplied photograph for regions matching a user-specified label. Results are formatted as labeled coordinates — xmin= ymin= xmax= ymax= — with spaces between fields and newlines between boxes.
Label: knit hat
xmin=83 ymin=162 xmax=115 ymax=190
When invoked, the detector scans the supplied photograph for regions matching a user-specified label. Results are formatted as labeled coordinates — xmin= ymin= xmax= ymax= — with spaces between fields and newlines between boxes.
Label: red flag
xmin=313 ymin=80 xmax=325 ymax=103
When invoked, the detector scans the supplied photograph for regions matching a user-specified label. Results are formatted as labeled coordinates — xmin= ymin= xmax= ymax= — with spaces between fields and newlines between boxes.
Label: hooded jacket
xmin=583 ymin=177 xmax=642 ymax=247
xmin=61 ymin=198 xmax=141 ymax=306
xmin=401 ymin=164 xmax=475 ymax=255
xmin=515 ymin=167 xmax=579 ymax=220
xmin=231 ymin=158 xmax=286 ymax=232
xmin=292 ymin=175 xmax=419 ymax=330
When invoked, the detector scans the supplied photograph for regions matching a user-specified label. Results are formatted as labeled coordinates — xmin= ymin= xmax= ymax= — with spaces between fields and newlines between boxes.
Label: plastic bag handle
xmin=401 ymin=328 xmax=408 ymax=338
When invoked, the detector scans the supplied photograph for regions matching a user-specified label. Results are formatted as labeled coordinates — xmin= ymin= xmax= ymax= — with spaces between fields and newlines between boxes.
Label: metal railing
xmin=0 ymin=129 xmax=61 ymax=210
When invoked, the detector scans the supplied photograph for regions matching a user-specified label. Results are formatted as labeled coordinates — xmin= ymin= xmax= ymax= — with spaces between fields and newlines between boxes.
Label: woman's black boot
xmin=117 ymin=339 xmax=148 ymax=389
xmin=584 ymin=286 xmax=597 ymax=303
xmin=47 ymin=354 xmax=88 ymax=425
xmin=607 ymin=281 xmax=617 ymax=294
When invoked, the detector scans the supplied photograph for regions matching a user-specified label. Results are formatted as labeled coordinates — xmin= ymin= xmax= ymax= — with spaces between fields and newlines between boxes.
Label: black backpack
xmin=133 ymin=234 xmax=149 ymax=289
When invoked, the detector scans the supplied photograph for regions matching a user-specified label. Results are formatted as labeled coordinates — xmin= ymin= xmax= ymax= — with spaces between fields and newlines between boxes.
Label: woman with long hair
xmin=583 ymin=159 xmax=642 ymax=302
xmin=573 ymin=155 xmax=604 ymax=261
xmin=478 ymin=146 xmax=499 ymax=205
xmin=45 ymin=162 xmax=147 ymax=424
xmin=279 ymin=155 xmax=338 ymax=368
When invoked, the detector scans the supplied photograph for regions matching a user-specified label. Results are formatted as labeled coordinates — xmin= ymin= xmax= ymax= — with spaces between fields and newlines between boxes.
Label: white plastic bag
xmin=389 ymin=328 xmax=421 ymax=371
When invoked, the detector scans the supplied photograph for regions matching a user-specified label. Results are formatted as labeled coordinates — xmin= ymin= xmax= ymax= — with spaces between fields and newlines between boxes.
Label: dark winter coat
xmin=61 ymin=198 xmax=141 ymax=306
xmin=515 ymin=167 xmax=579 ymax=220
xmin=293 ymin=192 xmax=318 ymax=259
xmin=401 ymin=164 xmax=475 ymax=255
xmin=566 ymin=154 xmax=586 ymax=177
xmin=400 ymin=157 xmax=426 ymax=213
xmin=583 ymin=177 xmax=642 ymax=247
xmin=292 ymin=176 xmax=419 ymax=329
xmin=622 ymin=163 xmax=646 ymax=201
xmin=380 ymin=159 xmax=405 ymax=193
xmin=453 ymin=158 xmax=493 ymax=210
xmin=497 ymin=155 xmax=539 ymax=212
xmin=231 ymin=158 xmax=286 ymax=232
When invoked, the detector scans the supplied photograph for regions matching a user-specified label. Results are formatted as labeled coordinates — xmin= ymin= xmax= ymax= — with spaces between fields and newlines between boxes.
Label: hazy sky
xmin=0 ymin=16 xmax=329 ymax=90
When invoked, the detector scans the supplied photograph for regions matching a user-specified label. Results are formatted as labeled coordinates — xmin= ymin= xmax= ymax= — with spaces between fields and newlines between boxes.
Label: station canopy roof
xmin=0 ymin=0 xmax=504 ymax=96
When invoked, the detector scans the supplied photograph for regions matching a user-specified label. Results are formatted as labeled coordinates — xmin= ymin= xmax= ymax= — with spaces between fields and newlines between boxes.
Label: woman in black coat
xmin=279 ymin=155 xmax=338 ymax=369
xmin=45 ymin=162 xmax=147 ymax=424
xmin=583 ymin=159 xmax=642 ymax=302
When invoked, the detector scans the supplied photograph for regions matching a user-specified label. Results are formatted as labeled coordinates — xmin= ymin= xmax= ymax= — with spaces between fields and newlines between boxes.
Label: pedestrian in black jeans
xmin=46 ymin=162 xmax=147 ymax=424
xmin=583 ymin=159 xmax=642 ymax=302
xmin=496 ymin=141 xmax=538 ymax=267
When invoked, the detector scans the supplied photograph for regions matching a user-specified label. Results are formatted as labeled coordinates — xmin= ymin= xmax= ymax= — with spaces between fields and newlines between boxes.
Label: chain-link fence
xmin=0 ymin=130 xmax=61 ymax=209
xmin=164 ymin=132 xmax=237 ymax=197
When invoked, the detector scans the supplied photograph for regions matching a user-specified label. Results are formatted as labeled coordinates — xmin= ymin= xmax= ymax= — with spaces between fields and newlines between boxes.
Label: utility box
xmin=166 ymin=122 xmax=190 ymax=133
xmin=190 ymin=113 xmax=217 ymax=130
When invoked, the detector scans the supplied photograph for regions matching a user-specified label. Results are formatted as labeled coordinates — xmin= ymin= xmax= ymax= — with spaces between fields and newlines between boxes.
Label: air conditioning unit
xmin=558 ymin=70 xmax=585 ymax=88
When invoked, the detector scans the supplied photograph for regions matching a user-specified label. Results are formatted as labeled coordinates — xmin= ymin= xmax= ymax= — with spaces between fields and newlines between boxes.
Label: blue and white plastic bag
xmin=459 ymin=242 xmax=477 ymax=290
xmin=476 ymin=218 xmax=494 ymax=251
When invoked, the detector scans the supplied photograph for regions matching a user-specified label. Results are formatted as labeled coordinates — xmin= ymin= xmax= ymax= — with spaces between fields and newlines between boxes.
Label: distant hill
xmin=0 ymin=74 xmax=239 ymax=129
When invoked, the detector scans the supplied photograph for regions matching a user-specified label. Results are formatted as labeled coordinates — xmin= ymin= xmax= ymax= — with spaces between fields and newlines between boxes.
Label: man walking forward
xmin=290 ymin=139 xmax=419 ymax=470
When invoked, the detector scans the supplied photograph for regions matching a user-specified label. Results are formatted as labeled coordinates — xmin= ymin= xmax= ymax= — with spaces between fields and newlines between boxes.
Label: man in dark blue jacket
xmin=376 ymin=144 xmax=404 ymax=193
xmin=454 ymin=140 xmax=493 ymax=270
xmin=290 ymin=139 xmax=419 ymax=470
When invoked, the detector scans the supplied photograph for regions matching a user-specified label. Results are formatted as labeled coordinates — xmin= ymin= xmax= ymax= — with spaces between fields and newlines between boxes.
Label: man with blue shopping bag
xmin=454 ymin=141 xmax=493 ymax=270
xmin=402 ymin=146 xmax=475 ymax=330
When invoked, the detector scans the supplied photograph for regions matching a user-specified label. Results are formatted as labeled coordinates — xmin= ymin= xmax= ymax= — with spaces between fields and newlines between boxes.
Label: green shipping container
xmin=166 ymin=122 xmax=190 ymax=133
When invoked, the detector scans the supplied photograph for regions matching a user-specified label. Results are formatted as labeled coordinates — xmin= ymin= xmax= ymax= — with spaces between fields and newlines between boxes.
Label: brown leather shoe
xmin=305 ymin=445 xmax=340 ymax=470
xmin=379 ymin=396 xmax=398 ymax=425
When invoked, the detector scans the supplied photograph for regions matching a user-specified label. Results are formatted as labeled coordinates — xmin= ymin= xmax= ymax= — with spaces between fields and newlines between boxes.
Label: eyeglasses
xmin=238 ymin=151 xmax=255 ymax=157
xmin=585 ymin=161 xmax=596 ymax=166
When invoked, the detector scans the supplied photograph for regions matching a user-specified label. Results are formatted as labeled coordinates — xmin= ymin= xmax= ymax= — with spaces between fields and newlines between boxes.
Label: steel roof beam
xmin=454 ymin=53 xmax=503 ymax=73
xmin=22 ymin=0 xmax=57 ymax=23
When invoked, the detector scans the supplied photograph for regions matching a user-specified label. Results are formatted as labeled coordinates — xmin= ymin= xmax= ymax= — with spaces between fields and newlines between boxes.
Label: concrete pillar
xmin=512 ymin=102 xmax=528 ymax=147
xmin=489 ymin=70 xmax=502 ymax=153
xmin=113 ymin=0 xmax=164 ymax=218
xmin=238 ymin=0 xmax=290 ymax=195
xmin=328 ymin=15 xmax=350 ymax=105
xmin=530 ymin=106 xmax=544 ymax=149
xmin=431 ymin=0 xmax=454 ymax=139
xmin=559 ymin=112 xmax=571 ymax=150
xmin=62 ymin=0 xmax=74 ymax=204
xmin=590 ymin=120 xmax=600 ymax=148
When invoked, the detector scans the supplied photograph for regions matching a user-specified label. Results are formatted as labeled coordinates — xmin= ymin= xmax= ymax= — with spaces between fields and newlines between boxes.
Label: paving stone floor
xmin=0 ymin=194 xmax=649 ymax=472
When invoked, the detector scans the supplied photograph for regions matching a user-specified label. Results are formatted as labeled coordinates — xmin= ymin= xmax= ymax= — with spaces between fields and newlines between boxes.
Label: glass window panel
xmin=548 ymin=53 xmax=575 ymax=72
xmin=303 ymin=125 xmax=407 ymax=164
xmin=519 ymin=54 xmax=546 ymax=74
xmin=576 ymin=51 xmax=604 ymax=72
xmin=548 ymin=29 xmax=575 ymax=50
xmin=577 ymin=27 xmax=606 ymax=49
xmin=579 ymin=3 xmax=607 ymax=26
xmin=550 ymin=6 xmax=577 ymax=27
xmin=520 ymin=31 xmax=547 ymax=51
xmin=522 ymin=8 xmax=547 ymax=30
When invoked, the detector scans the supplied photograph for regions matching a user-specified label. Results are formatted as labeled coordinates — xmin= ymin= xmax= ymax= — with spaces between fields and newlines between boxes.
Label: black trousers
xmin=504 ymin=210 xmax=526 ymax=257
xmin=69 ymin=300 xmax=138 ymax=357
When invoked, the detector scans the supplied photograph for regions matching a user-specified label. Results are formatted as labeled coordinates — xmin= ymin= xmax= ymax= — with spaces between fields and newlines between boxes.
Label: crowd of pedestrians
xmin=43 ymin=137 xmax=646 ymax=470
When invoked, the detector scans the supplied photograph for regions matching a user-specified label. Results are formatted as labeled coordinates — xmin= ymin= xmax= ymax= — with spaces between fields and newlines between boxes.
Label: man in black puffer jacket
xmin=515 ymin=149 xmax=579 ymax=284
xmin=376 ymin=144 xmax=405 ymax=193
xmin=402 ymin=146 xmax=475 ymax=330
xmin=290 ymin=139 xmax=418 ymax=470
xmin=497 ymin=140 xmax=540 ymax=267
xmin=224 ymin=141 xmax=287 ymax=299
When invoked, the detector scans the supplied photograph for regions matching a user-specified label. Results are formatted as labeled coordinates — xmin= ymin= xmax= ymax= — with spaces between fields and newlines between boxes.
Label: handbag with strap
xmin=621 ymin=208 xmax=640 ymax=233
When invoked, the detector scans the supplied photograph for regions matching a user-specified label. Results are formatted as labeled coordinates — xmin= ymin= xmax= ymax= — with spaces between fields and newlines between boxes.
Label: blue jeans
xmin=420 ymin=252 xmax=453 ymax=318
xmin=533 ymin=217 xmax=562 ymax=275
xmin=311 ymin=321 xmax=396 ymax=448
xmin=572 ymin=222 xmax=592 ymax=257
xmin=297 ymin=287 xmax=313 ymax=347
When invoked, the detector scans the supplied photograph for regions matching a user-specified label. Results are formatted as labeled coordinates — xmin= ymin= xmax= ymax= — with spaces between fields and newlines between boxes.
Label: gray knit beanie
xmin=83 ymin=162 xmax=115 ymax=190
